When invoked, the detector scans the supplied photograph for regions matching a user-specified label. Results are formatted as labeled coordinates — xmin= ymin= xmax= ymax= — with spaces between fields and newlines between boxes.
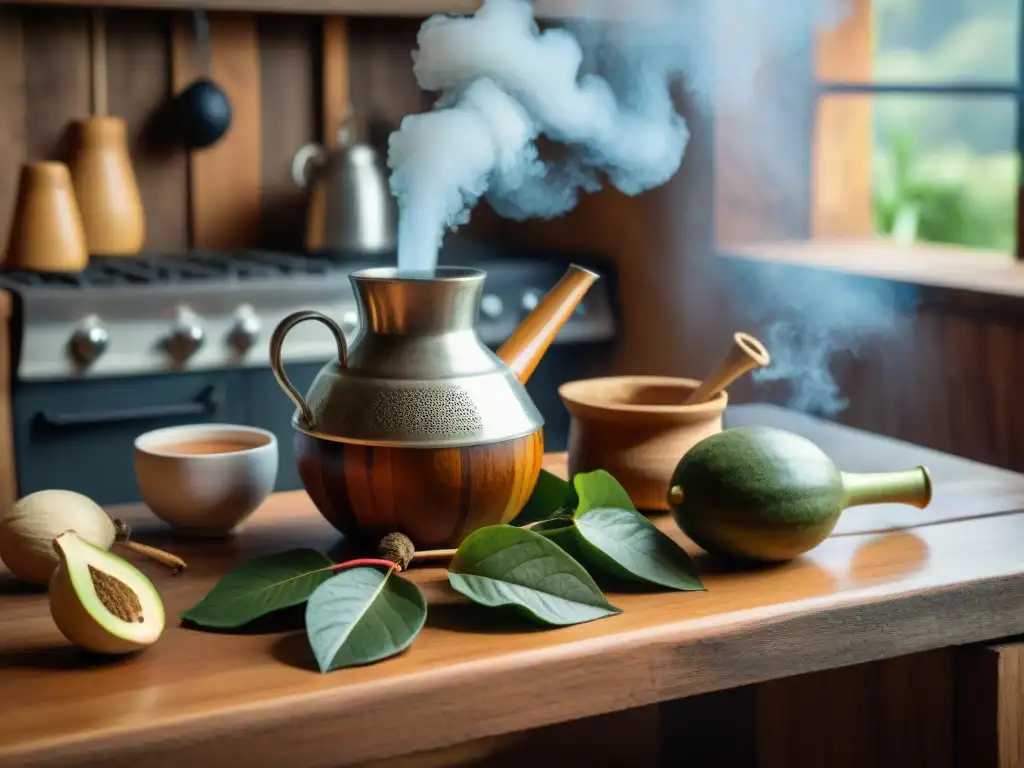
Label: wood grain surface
xmin=0 ymin=9 xmax=26 ymax=250
xmin=4 ymin=405 xmax=1024 ymax=767
xmin=0 ymin=291 xmax=15 ymax=508
xmin=321 ymin=16 xmax=350 ymax=144
xmin=295 ymin=428 xmax=545 ymax=548
xmin=257 ymin=15 xmax=316 ymax=249
xmin=21 ymin=8 xmax=90 ymax=163
xmin=759 ymin=649 xmax=955 ymax=768
xmin=955 ymin=643 xmax=1024 ymax=768
xmin=105 ymin=10 xmax=187 ymax=250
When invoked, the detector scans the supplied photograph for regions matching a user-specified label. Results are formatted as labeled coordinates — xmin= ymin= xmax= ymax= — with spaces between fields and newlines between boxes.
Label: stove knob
xmin=341 ymin=311 xmax=358 ymax=334
xmin=166 ymin=306 xmax=205 ymax=362
xmin=521 ymin=289 xmax=541 ymax=314
xmin=68 ymin=315 xmax=108 ymax=366
xmin=227 ymin=304 xmax=260 ymax=355
xmin=480 ymin=293 xmax=504 ymax=320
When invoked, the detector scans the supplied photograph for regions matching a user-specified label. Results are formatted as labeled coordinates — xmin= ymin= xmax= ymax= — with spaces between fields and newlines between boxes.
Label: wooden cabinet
xmin=956 ymin=643 xmax=1024 ymax=768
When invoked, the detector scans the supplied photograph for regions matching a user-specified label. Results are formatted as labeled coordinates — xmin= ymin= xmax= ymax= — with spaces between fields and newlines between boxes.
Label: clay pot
xmin=559 ymin=376 xmax=727 ymax=512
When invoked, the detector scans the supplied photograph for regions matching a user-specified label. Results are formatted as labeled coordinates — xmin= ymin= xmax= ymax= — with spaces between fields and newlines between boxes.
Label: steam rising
xmin=738 ymin=268 xmax=913 ymax=416
xmin=388 ymin=0 xmax=690 ymax=273
xmin=387 ymin=0 xmax=905 ymax=418
xmin=389 ymin=0 xmax=850 ymax=274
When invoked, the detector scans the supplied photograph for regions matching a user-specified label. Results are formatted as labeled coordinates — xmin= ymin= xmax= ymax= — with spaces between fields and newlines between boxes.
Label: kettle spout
xmin=496 ymin=264 xmax=600 ymax=384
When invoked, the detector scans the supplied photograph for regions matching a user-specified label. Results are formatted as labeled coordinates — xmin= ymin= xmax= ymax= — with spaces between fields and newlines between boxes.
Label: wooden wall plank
xmin=258 ymin=15 xmax=316 ymax=250
xmin=0 ymin=291 xmax=15 ymax=506
xmin=347 ymin=17 xmax=429 ymax=145
xmin=321 ymin=16 xmax=350 ymax=145
xmin=758 ymin=651 xmax=954 ymax=768
xmin=812 ymin=94 xmax=873 ymax=237
xmin=356 ymin=704 xmax=661 ymax=768
xmin=0 ymin=9 xmax=26 ymax=251
xmin=172 ymin=12 xmax=262 ymax=250
xmin=22 ymin=7 xmax=90 ymax=162
xmin=106 ymin=10 xmax=188 ymax=251
xmin=955 ymin=644 xmax=1024 ymax=768
xmin=660 ymin=687 xmax=757 ymax=768
xmin=812 ymin=0 xmax=873 ymax=237
xmin=713 ymin=58 xmax=815 ymax=246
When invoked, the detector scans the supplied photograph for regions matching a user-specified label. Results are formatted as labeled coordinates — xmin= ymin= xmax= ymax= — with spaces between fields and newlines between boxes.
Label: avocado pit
xmin=89 ymin=565 xmax=144 ymax=624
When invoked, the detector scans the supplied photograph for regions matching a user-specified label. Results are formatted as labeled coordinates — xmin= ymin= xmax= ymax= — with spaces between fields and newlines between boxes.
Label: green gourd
xmin=666 ymin=425 xmax=933 ymax=562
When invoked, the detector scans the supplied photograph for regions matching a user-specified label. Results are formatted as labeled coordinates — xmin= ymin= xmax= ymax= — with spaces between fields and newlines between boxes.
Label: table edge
xmin=6 ymin=547 xmax=1024 ymax=767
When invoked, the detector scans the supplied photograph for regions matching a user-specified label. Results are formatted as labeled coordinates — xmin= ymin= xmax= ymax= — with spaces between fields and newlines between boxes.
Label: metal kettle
xmin=291 ymin=116 xmax=397 ymax=254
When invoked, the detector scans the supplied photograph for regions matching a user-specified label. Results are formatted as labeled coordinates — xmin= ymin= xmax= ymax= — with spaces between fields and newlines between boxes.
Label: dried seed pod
xmin=378 ymin=532 xmax=415 ymax=570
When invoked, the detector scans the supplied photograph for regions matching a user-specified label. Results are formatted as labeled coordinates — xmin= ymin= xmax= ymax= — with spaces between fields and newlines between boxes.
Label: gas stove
xmin=1 ymin=245 xmax=616 ymax=382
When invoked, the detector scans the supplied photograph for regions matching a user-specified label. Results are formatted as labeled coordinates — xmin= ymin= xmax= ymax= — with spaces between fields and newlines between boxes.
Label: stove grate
xmin=0 ymin=249 xmax=380 ymax=289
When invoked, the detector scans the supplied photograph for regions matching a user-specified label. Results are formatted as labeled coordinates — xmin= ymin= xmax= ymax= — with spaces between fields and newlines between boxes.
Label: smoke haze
xmin=387 ymin=0 xmax=912 ymax=418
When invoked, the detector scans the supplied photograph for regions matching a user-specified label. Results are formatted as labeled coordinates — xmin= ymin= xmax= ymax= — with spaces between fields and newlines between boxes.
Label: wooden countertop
xmin=4 ymin=404 xmax=1024 ymax=767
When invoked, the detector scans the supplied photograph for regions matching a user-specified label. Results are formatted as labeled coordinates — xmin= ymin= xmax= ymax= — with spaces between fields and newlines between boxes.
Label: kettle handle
xmin=270 ymin=311 xmax=348 ymax=429
xmin=291 ymin=142 xmax=327 ymax=188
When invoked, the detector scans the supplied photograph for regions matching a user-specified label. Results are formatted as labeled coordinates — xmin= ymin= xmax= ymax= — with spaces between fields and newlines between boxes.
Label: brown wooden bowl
xmin=559 ymin=376 xmax=728 ymax=512
xmin=295 ymin=429 xmax=544 ymax=549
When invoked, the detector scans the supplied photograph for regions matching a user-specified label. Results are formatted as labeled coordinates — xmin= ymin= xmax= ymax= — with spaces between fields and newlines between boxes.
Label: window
xmin=715 ymin=0 xmax=1024 ymax=279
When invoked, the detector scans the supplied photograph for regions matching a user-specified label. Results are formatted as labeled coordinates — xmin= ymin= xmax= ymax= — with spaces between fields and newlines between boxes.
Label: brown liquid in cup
xmin=157 ymin=439 xmax=261 ymax=456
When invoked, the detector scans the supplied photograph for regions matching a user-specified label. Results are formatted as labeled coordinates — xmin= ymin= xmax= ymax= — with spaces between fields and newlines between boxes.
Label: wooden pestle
xmin=685 ymin=332 xmax=770 ymax=405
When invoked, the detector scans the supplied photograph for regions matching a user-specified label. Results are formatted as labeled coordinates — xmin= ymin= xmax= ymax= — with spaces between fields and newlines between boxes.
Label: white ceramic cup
xmin=133 ymin=424 xmax=279 ymax=537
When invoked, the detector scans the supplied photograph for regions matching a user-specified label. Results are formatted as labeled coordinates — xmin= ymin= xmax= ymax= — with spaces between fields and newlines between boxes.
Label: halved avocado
xmin=49 ymin=530 xmax=165 ymax=654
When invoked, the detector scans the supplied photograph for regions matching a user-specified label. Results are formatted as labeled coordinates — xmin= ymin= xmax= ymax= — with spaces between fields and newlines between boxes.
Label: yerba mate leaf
xmin=447 ymin=525 xmax=619 ymax=627
xmin=531 ymin=516 xmax=589 ymax=563
xmin=181 ymin=549 xmax=334 ymax=629
xmin=572 ymin=470 xmax=636 ymax=517
xmin=511 ymin=469 xmax=574 ymax=525
xmin=306 ymin=566 xmax=427 ymax=673
xmin=575 ymin=507 xmax=705 ymax=591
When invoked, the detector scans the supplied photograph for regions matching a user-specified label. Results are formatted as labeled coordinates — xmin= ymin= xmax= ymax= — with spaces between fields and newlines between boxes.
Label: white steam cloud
xmin=387 ymin=0 xmax=900 ymax=419
xmin=388 ymin=0 xmax=848 ymax=273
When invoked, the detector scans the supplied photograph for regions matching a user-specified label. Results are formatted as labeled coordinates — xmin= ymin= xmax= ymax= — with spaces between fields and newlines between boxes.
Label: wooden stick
xmin=90 ymin=9 xmax=107 ymax=117
xmin=685 ymin=332 xmax=771 ymax=405
xmin=112 ymin=520 xmax=188 ymax=575
xmin=410 ymin=548 xmax=456 ymax=564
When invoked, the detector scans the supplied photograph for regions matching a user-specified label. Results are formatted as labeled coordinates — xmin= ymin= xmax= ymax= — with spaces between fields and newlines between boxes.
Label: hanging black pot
xmin=170 ymin=10 xmax=232 ymax=150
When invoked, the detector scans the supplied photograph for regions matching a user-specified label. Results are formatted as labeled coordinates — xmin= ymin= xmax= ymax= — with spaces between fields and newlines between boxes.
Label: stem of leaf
xmin=331 ymin=558 xmax=399 ymax=572
xmin=410 ymin=548 xmax=455 ymax=564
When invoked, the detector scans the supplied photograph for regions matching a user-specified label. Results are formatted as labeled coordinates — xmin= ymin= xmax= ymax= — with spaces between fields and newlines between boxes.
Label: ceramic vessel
xmin=67 ymin=116 xmax=145 ymax=255
xmin=5 ymin=162 xmax=89 ymax=273
xmin=133 ymin=424 xmax=278 ymax=537
xmin=270 ymin=264 xmax=598 ymax=548
xmin=559 ymin=376 xmax=728 ymax=511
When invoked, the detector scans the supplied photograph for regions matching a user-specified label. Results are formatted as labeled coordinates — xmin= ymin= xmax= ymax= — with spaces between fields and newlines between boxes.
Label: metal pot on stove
xmin=291 ymin=115 xmax=397 ymax=254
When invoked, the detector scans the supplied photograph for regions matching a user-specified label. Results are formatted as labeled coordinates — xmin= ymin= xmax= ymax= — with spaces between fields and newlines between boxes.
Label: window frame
xmin=714 ymin=0 xmax=1024 ymax=266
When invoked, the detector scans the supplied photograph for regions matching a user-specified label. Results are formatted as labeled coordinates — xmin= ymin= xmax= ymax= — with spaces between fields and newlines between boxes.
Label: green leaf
xmin=531 ymin=517 xmax=588 ymax=561
xmin=575 ymin=507 xmax=705 ymax=591
xmin=512 ymin=469 xmax=574 ymax=525
xmin=447 ymin=525 xmax=620 ymax=627
xmin=306 ymin=566 xmax=427 ymax=673
xmin=573 ymin=470 xmax=636 ymax=517
xmin=181 ymin=549 xmax=335 ymax=629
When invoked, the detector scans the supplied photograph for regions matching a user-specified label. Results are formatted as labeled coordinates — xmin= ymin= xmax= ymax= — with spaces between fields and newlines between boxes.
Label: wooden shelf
xmin=719 ymin=237 xmax=1024 ymax=298
xmin=7 ymin=0 xmax=652 ymax=19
